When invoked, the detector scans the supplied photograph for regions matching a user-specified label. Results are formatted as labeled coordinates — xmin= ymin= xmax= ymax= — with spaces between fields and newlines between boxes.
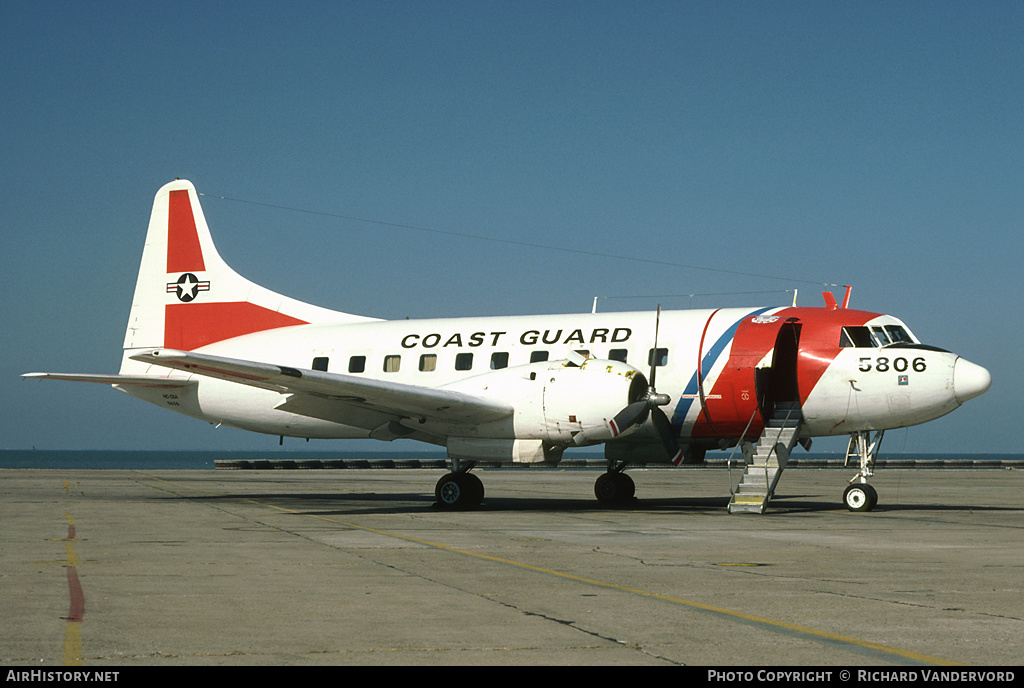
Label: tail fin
xmin=121 ymin=180 xmax=371 ymax=364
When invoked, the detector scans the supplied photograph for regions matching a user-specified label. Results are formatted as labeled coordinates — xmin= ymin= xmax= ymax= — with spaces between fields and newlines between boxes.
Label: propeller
xmin=644 ymin=306 xmax=682 ymax=462
xmin=575 ymin=307 xmax=683 ymax=462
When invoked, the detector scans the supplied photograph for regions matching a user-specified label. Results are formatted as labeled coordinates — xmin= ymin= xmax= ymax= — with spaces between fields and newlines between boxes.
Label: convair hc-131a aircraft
xmin=25 ymin=179 xmax=992 ymax=513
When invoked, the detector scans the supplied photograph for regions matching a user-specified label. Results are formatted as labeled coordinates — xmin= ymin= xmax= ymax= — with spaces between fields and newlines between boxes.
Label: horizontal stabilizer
xmin=23 ymin=373 xmax=194 ymax=388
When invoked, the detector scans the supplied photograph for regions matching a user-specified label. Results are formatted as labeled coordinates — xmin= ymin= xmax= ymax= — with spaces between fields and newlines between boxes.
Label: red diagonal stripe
xmin=164 ymin=302 xmax=308 ymax=350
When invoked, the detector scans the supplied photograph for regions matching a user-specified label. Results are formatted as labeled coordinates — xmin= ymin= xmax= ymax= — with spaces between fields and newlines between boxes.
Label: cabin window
xmin=648 ymin=348 xmax=669 ymax=367
xmin=490 ymin=352 xmax=509 ymax=370
xmin=455 ymin=353 xmax=473 ymax=371
xmin=384 ymin=355 xmax=401 ymax=373
xmin=609 ymin=348 xmax=628 ymax=362
xmin=871 ymin=326 xmax=891 ymax=345
xmin=419 ymin=354 xmax=437 ymax=372
xmin=530 ymin=351 xmax=549 ymax=363
xmin=312 ymin=356 xmax=329 ymax=372
xmin=348 ymin=356 xmax=366 ymax=373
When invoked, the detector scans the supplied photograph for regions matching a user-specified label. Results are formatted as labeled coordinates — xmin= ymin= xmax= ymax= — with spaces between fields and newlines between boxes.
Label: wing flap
xmin=130 ymin=349 xmax=514 ymax=425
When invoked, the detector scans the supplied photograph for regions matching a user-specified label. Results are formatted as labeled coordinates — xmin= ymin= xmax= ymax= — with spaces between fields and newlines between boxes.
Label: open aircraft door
xmin=757 ymin=320 xmax=802 ymax=416
xmin=693 ymin=312 xmax=801 ymax=441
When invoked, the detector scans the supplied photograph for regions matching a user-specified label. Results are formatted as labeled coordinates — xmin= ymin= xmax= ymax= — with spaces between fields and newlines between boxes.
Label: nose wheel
xmin=843 ymin=482 xmax=878 ymax=512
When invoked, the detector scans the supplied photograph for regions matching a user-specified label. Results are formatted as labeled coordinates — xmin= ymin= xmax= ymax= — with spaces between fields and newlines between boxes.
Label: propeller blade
xmin=651 ymin=408 xmax=683 ymax=463
xmin=650 ymin=305 xmax=662 ymax=390
xmin=610 ymin=400 xmax=651 ymax=434
xmin=573 ymin=400 xmax=649 ymax=445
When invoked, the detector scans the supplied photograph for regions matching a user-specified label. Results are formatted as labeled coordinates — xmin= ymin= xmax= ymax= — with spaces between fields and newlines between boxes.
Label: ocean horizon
xmin=1 ymin=449 xmax=1020 ymax=471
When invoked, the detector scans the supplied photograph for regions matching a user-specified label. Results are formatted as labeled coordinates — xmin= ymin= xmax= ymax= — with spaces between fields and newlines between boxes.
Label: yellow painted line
xmin=145 ymin=475 xmax=961 ymax=666
xmin=63 ymin=623 xmax=82 ymax=666
xmin=64 ymin=541 xmax=79 ymax=567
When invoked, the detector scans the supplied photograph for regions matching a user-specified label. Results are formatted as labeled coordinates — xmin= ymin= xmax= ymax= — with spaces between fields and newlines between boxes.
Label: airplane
xmin=24 ymin=179 xmax=991 ymax=513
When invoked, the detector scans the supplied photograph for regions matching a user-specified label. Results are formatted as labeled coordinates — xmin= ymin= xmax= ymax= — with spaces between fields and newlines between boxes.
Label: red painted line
xmin=66 ymin=566 xmax=84 ymax=623
xmin=65 ymin=518 xmax=84 ymax=623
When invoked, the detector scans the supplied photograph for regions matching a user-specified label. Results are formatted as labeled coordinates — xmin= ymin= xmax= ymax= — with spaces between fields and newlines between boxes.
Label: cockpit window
xmin=884 ymin=325 xmax=913 ymax=344
xmin=841 ymin=324 xmax=915 ymax=348
xmin=840 ymin=326 xmax=875 ymax=348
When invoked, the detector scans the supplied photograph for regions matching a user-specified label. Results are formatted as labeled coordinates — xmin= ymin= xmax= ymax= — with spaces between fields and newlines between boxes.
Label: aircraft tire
xmin=595 ymin=472 xmax=635 ymax=505
xmin=843 ymin=482 xmax=878 ymax=512
xmin=435 ymin=473 xmax=484 ymax=510
xmin=463 ymin=472 xmax=485 ymax=506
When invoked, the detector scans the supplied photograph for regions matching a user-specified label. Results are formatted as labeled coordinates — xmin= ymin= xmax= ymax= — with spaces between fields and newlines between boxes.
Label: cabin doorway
xmin=756 ymin=320 xmax=802 ymax=417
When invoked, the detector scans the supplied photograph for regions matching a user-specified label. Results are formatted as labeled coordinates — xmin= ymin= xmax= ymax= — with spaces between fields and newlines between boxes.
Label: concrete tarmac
xmin=1 ymin=467 xmax=1022 ymax=666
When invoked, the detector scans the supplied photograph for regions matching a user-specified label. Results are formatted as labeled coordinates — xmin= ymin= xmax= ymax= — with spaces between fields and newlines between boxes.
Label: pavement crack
xmin=342 ymin=548 xmax=682 ymax=665
xmin=819 ymin=589 xmax=1024 ymax=621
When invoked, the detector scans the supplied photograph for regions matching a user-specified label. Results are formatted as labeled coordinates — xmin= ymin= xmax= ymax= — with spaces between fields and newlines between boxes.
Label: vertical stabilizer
xmin=121 ymin=180 xmax=371 ymax=370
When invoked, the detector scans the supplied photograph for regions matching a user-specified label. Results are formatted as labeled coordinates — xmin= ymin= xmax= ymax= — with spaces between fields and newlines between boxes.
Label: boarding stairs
xmin=728 ymin=403 xmax=803 ymax=514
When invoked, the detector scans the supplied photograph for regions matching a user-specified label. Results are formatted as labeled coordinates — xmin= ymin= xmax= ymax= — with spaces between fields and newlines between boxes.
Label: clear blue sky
xmin=3 ymin=1 xmax=1020 ymax=454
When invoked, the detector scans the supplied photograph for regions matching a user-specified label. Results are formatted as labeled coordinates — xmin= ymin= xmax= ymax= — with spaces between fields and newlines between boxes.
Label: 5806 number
xmin=858 ymin=357 xmax=927 ymax=373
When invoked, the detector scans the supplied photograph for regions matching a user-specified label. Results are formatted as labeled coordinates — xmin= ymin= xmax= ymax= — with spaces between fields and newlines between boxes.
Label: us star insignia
xmin=166 ymin=273 xmax=210 ymax=302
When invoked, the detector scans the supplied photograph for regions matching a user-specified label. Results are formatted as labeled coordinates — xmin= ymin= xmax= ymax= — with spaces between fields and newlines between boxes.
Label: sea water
xmin=0 ymin=449 xmax=446 ymax=470
xmin=0 ymin=449 xmax=1020 ymax=470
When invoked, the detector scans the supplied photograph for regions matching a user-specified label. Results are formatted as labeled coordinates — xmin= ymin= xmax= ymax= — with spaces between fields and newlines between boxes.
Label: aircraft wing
xmin=129 ymin=349 xmax=514 ymax=427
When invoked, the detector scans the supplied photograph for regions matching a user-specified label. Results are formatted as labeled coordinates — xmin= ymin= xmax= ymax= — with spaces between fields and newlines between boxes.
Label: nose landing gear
xmin=843 ymin=481 xmax=878 ymax=512
xmin=844 ymin=430 xmax=884 ymax=512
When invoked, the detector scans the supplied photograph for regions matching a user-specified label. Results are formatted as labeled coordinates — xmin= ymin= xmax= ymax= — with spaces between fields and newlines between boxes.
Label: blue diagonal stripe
xmin=671 ymin=308 xmax=772 ymax=431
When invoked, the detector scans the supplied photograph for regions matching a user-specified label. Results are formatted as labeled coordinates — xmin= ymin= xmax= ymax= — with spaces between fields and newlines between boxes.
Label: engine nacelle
xmin=441 ymin=357 xmax=648 ymax=444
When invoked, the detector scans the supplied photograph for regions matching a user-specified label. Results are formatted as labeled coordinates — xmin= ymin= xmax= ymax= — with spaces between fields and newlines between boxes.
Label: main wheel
xmin=843 ymin=482 xmax=878 ymax=512
xmin=435 ymin=473 xmax=484 ymax=510
xmin=462 ymin=472 xmax=484 ymax=506
xmin=594 ymin=472 xmax=635 ymax=505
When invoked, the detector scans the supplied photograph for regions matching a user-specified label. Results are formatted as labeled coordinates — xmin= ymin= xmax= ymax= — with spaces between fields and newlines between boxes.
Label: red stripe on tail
xmin=167 ymin=190 xmax=206 ymax=273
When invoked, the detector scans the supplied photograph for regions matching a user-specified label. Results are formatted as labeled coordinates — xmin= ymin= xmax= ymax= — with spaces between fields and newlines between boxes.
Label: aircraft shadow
xmin=178 ymin=491 xmax=731 ymax=515
xmin=170 ymin=490 xmax=1021 ymax=517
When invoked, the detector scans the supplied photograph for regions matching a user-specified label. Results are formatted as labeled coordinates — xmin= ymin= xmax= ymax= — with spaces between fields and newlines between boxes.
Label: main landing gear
xmin=434 ymin=459 xmax=638 ymax=509
xmin=843 ymin=430 xmax=884 ymax=512
xmin=434 ymin=461 xmax=484 ymax=510
xmin=594 ymin=461 xmax=635 ymax=506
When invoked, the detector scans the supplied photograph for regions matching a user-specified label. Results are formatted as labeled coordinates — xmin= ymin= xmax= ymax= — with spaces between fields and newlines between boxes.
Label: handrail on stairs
xmin=727 ymin=407 xmax=761 ymax=497
xmin=728 ymin=404 xmax=801 ymax=498
xmin=760 ymin=404 xmax=799 ymax=494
